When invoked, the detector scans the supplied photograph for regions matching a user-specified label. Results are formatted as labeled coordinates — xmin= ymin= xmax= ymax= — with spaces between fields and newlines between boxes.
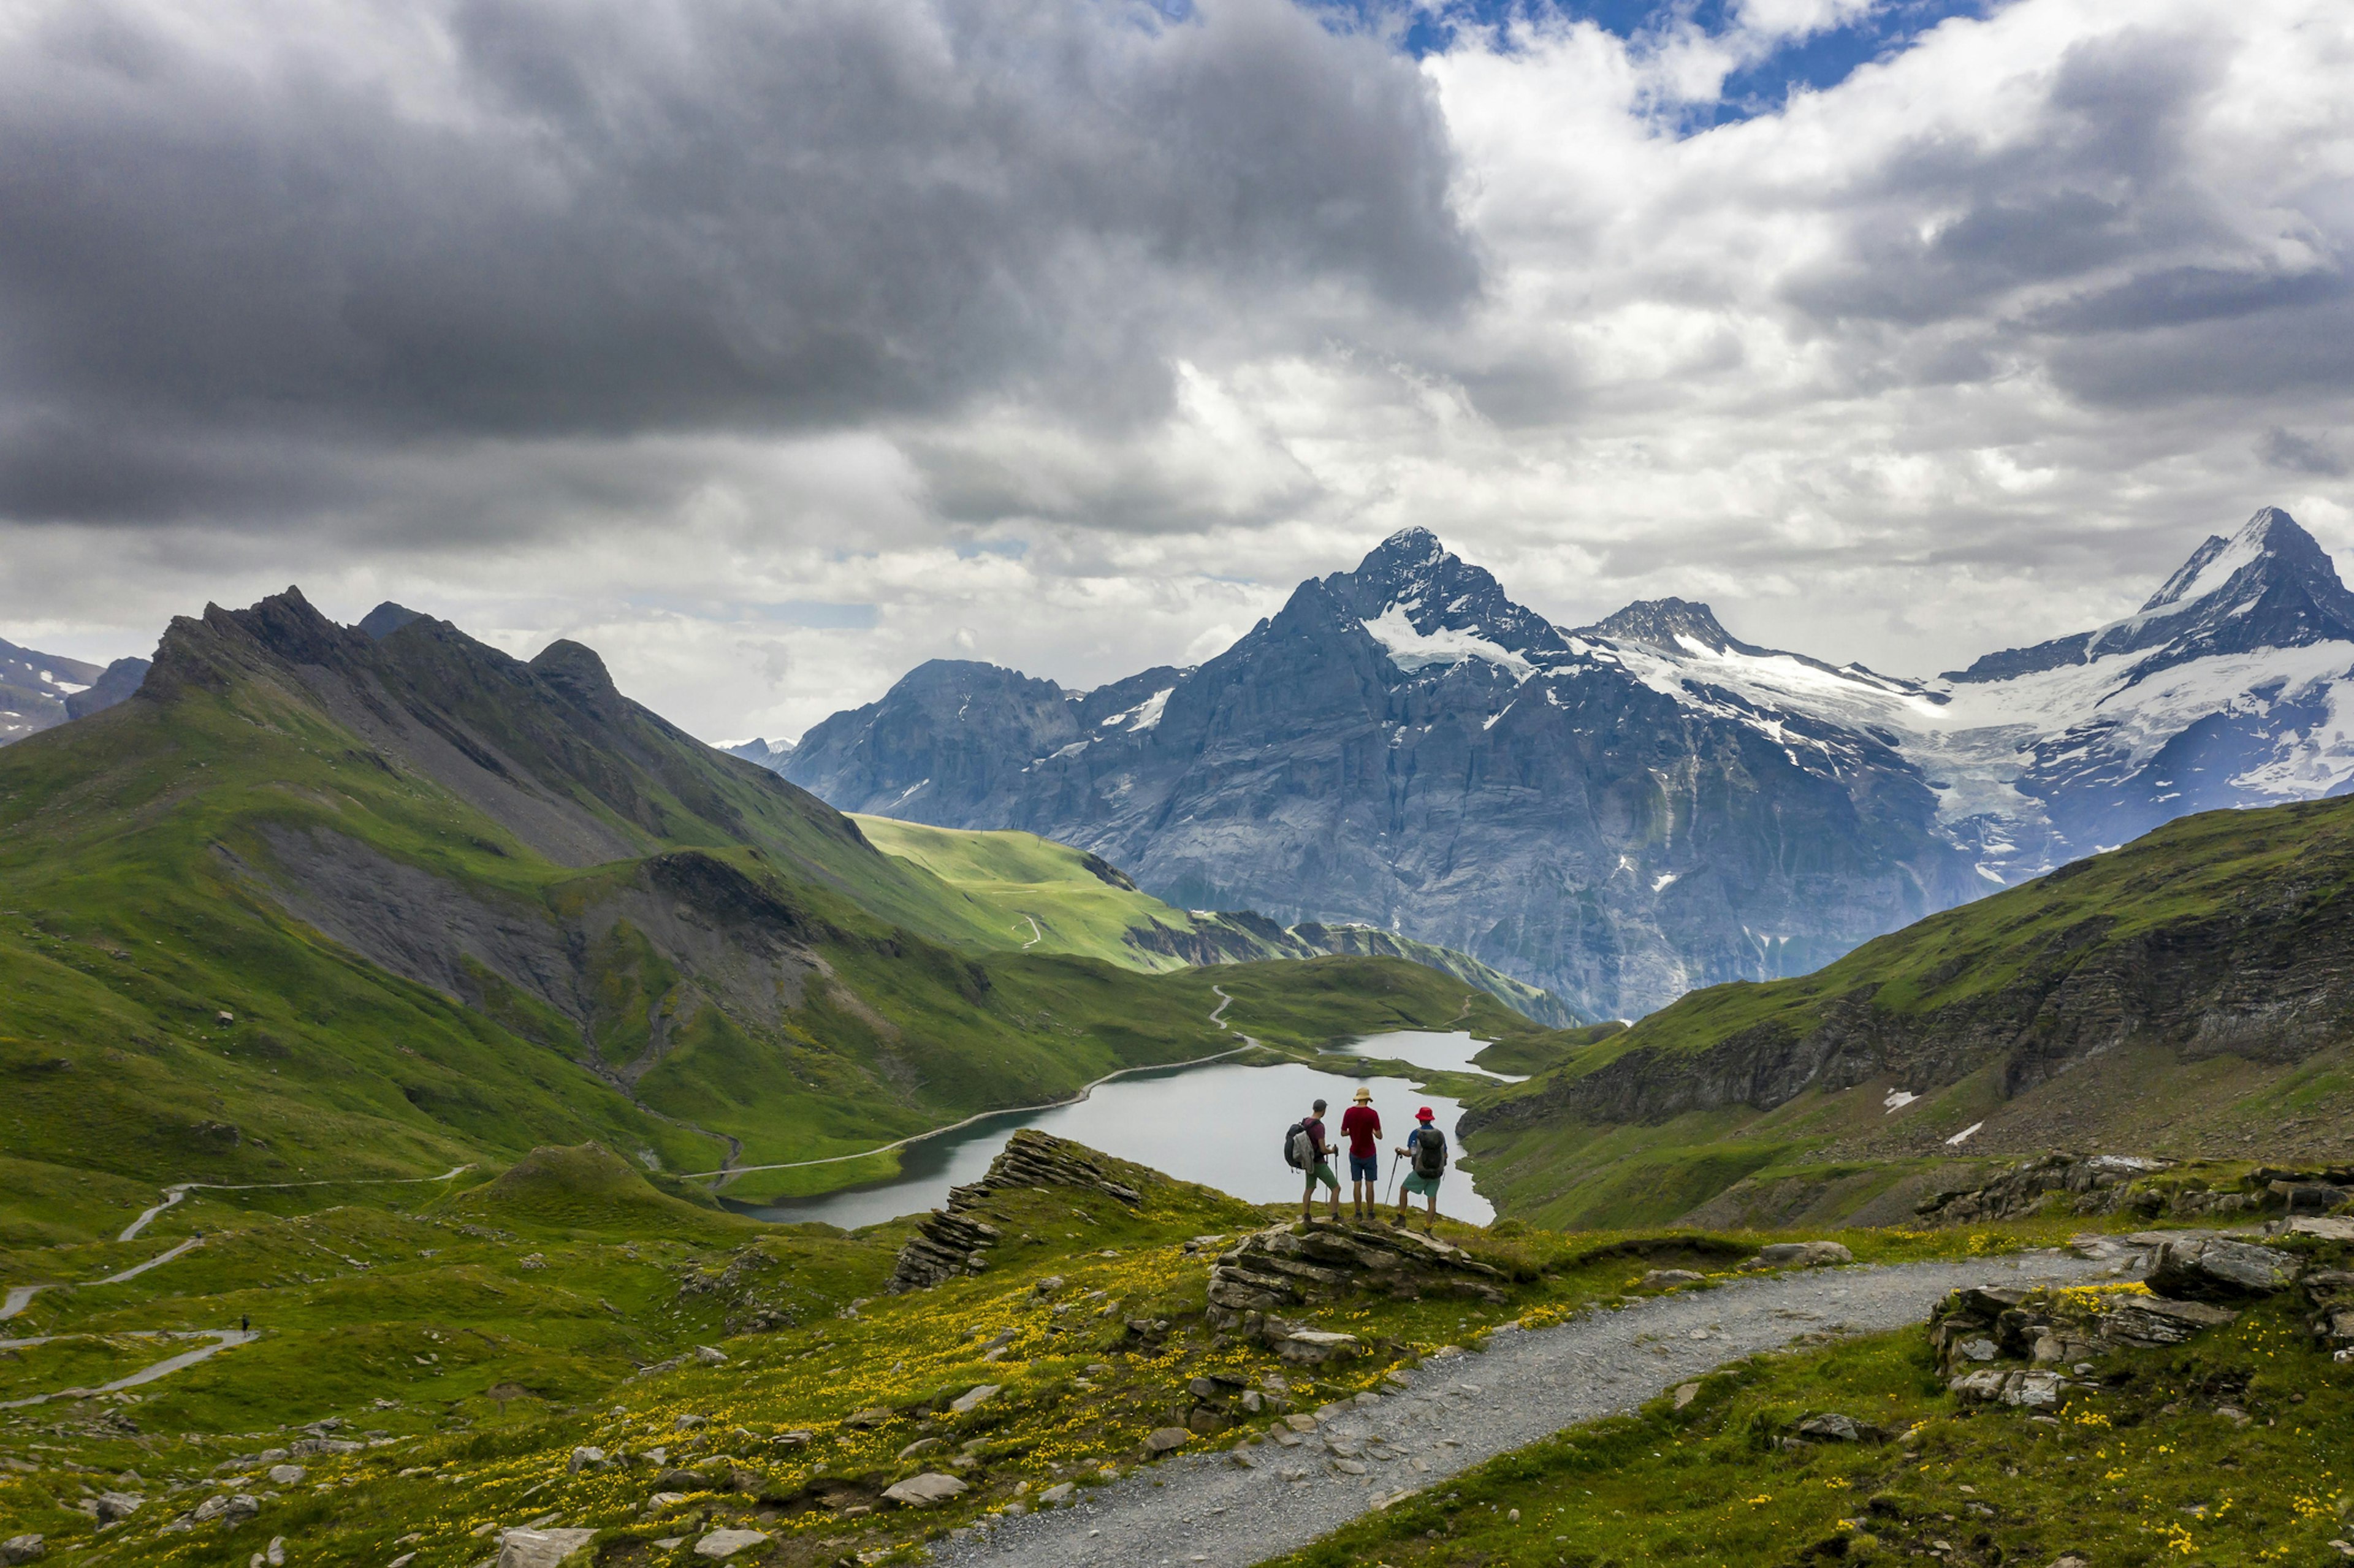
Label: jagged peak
xmin=2140 ymin=506 xmax=2329 ymax=613
xmin=1580 ymin=597 xmax=1748 ymax=656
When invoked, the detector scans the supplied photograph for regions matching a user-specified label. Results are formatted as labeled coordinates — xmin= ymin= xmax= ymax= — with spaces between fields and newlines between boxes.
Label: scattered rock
xmin=1 ymin=1536 xmax=42 ymax=1566
xmin=91 ymin=1491 xmax=142 ymax=1523
xmin=191 ymin=1493 xmax=258 ymax=1526
xmin=1672 ymin=1383 xmax=1701 ymax=1409
xmin=652 ymin=1469 xmax=709 ymax=1494
xmin=264 ymin=1464 xmax=305 ymax=1486
xmin=1037 ymin=1482 xmax=1075 ymax=1505
xmin=2148 ymin=1236 xmax=2301 ymax=1300
xmin=264 ymin=1538 xmax=286 ymax=1567
xmin=842 ymin=1408 xmax=894 ymax=1429
xmin=1639 ymin=1269 xmax=1705 ymax=1289
xmin=897 ymin=1438 xmax=944 ymax=1461
xmin=950 ymin=1383 xmax=1000 ymax=1415
xmin=1143 ymin=1427 xmax=1190 ymax=1454
xmin=673 ymin=1414 xmax=707 ymax=1431
xmin=882 ymin=1472 xmax=969 ymax=1507
xmin=2290 ymin=1217 xmax=2354 ymax=1241
xmin=565 ymin=1448 xmax=606 ymax=1475
xmin=497 ymin=1527 xmax=598 ymax=1568
xmin=693 ymin=1346 xmax=729 ymax=1366
xmin=691 ymin=1529 xmax=770 ymax=1558
xmin=1918 ymin=1153 xmax=2182 ymax=1224
xmin=1743 ymin=1242 xmax=1853 ymax=1270
xmin=1795 ymin=1414 xmax=1869 ymax=1442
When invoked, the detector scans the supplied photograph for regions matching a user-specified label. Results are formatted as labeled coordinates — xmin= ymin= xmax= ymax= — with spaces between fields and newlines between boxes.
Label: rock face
xmin=1928 ymin=1268 xmax=2253 ymax=1404
xmin=886 ymin=1132 xmax=1144 ymax=1293
xmin=779 ymin=509 xmax=2354 ymax=1020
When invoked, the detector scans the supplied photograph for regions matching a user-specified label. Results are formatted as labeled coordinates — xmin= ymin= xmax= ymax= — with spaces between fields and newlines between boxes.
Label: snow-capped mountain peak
xmin=1332 ymin=530 xmax=1567 ymax=669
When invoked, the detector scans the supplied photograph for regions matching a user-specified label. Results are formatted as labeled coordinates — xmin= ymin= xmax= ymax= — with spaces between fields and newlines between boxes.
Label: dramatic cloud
xmin=1 ymin=0 xmax=2350 ymax=740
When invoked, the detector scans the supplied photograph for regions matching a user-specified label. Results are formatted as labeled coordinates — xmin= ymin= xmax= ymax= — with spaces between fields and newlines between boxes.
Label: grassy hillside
xmin=1460 ymin=797 xmax=2354 ymax=1227
xmin=0 ymin=590 xmax=1541 ymax=1241
xmin=851 ymin=814 xmax=1582 ymax=1025
xmin=6 ymin=1133 xmax=2338 ymax=1567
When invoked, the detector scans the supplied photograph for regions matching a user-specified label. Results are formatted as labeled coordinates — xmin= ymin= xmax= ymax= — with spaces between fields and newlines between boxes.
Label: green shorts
xmin=1306 ymin=1159 xmax=1339 ymax=1192
xmin=1401 ymin=1170 xmax=1442 ymax=1197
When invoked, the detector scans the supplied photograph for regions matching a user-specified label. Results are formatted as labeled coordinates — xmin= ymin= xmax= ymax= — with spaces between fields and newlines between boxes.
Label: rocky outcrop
xmin=2301 ymin=1269 xmax=2354 ymax=1359
xmin=886 ymin=1133 xmax=1144 ymax=1293
xmin=1929 ymin=1282 xmax=2239 ymax=1401
xmin=2147 ymin=1236 xmax=2303 ymax=1301
xmin=1202 ymin=1221 xmax=1506 ymax=1349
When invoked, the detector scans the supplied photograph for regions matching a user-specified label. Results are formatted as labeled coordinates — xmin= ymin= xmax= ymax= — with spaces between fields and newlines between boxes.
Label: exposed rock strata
xmin=886 ymin=1133 xmax=1144 ymax=1294
xmin=1201 ymin=1221 xmax=1507 ymax=1356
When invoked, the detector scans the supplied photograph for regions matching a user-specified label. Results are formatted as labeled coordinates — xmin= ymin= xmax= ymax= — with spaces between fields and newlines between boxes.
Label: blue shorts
xmin=1349 ymin=1154 xmax=1380 ymax=1182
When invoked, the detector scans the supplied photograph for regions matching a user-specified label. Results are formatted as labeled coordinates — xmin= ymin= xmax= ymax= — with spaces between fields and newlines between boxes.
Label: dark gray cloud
xmin=0 ymin=0 xmax=1473 ymax=524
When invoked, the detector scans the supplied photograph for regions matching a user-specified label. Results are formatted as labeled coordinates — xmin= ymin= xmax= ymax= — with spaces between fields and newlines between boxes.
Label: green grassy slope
xmin=1460 ymin=797 xmax=2354 ymax=1227
xmin=0 ymin=589 xmax=1536 ymax=1238
xmin=8 ymin=1132 xmax=2334 ymax=1568
xmin=850 ymin=813 xmax=1583 ymax=1025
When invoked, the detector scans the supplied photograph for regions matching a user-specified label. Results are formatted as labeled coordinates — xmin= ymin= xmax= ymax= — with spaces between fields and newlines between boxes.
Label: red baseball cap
xmin=1415 ymin=1106 xmax=1435 ymax=1122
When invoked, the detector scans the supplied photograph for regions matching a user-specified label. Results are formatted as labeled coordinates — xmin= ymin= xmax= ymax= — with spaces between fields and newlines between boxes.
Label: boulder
xmin=693 ymin=1345 xmax=729 ymax=1366
xmin=2149 ymin=1237 xmax=2301 ymax=1301
xmin=1143 ymin=1428 xmax=1190 ymax=1454
xmin=2098 ymin=1295 xmax=2238 ymax=1349
xmin=1639 ymin=1269 xmax=1705 ymax=1289
xmin=265 ymin=1464 xmax=305 ymax=1485
xmin=842 ymin=1407 xmax=894 ymax=1429
xmin=896 ymin=1438 xmax=944 ymax=1461
xmin=652 ymin=1469 xmax=709 ymax=1494
xmin=565 ymin=1448 xmax=606 ymax=1475
xmin=1037 ymin=1482 xmax=1075 ymax=1505
xmin=191 ymin=1493 xmax=258 ymax=1525
xmin=0 ymin=1539 xmax=40 ymax=1566
xmin=1744 ymin=1242 xmax=1853 ymax=1270
xmin=882 ymin=1472 xmax=969 ymax=1507
xmin=1794 ymin=1414 xmax=1867 ymax=1442
xmin=1205 ymin=1221 xmax=1505 ymax=1323
xmin=691 ymin=1530 xmax=770 ymax=1559
xmin=497 ymin=1528 xmax=598 ymax=1568
xmin=1949 ymin=1369 xmax=2062 ymax=1407
xmin=948 ymin=1383 xmax=1000 ymax=1415
xmin=1273 ymin=1329 xmax=1362 ymax=1366
xmin=91 ymin=1492 xmax=142 ymax=1523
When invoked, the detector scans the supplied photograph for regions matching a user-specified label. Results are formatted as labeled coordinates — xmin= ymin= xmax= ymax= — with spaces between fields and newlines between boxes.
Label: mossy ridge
xmin=0 ymin=1133 xmax=2212 ymax=1568
xmin=1262 ymin=1246 xmax=2354 ymax=1568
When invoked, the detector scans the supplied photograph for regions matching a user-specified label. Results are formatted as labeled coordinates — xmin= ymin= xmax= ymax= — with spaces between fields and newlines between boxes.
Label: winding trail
xmin=120 ymin=1163 xmax=476 ymax=1241
xmin=689 ymin=986 xmax=1260 ymax=1183
xmin=1020 ymin=915 xmax=1044 ymax=949
xmin=0 ymin=1329 xmax=257 ymax=1409
xmin=937 ymin=1250 xmax=2127 ymax=1568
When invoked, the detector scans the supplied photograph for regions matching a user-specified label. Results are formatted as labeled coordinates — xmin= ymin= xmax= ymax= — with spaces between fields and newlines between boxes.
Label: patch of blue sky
xmin=1293 ymin=0 xmax=2001 ymax=124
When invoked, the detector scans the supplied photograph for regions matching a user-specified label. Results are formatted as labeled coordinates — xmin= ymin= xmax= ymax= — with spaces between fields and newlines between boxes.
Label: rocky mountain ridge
xmin=777 ymin=508 xmax=2354 ymax=1021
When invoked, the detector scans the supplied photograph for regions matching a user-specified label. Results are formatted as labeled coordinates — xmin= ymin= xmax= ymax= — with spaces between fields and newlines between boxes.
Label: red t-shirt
xmin=1339 ymin=1104 xmax=1382 ymax=1159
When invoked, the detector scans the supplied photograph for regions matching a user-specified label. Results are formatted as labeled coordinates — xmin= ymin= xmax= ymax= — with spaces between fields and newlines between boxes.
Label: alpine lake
xmin=723 ymin=1030 xmax=1513 ymax=1230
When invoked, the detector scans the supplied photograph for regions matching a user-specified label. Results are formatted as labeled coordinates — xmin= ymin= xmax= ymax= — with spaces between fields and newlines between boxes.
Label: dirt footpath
xmin=932 ymin=1252 xmax=2114 ymax=1568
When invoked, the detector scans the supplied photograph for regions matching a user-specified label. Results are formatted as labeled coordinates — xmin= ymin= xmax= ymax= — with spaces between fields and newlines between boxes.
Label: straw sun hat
xmin=1351 ymin=1086 xmax=1373 ymax=1103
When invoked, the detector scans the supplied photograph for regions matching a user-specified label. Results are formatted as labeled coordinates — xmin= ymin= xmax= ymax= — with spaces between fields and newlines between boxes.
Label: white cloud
xmin=3 ymin=0 xmax=2352 ymax=744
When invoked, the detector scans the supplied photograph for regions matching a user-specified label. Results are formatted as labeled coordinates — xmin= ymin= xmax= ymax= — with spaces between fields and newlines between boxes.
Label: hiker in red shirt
xmin=1339 ymin=1085 xmax=1384 ymax=1224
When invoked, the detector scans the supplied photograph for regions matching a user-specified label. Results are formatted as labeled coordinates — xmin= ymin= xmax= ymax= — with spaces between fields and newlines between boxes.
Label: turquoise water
xmin=1324 ymin=1029 xmax=1526 ymax=1081
xmin=723 ymin=1035 xmax=1498 ymax=1230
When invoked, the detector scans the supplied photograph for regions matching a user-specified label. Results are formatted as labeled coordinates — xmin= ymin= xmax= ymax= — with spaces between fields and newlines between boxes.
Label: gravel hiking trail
xmin=936 ymin=1252 xmax=2117 ymax=1568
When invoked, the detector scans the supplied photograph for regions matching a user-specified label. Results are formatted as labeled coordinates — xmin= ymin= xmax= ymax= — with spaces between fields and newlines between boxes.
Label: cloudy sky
xmin=3 ymin=0 xmax=2350 ymax=740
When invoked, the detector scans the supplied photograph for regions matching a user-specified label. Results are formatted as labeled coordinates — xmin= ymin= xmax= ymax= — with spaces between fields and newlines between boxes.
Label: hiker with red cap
xmin=1393 ymin=1106 xmax=1449 ymax=1233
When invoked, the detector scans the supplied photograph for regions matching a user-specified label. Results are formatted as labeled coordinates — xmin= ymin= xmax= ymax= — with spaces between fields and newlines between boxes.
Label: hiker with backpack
xmin=1395 ymin=1106 xmax=1449 ymax=1232
xmin=1339 ymin=1085 xmax=1383 ymax=1223
xmin=1284 ymin=1097 xmax=1343 ymax=1224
